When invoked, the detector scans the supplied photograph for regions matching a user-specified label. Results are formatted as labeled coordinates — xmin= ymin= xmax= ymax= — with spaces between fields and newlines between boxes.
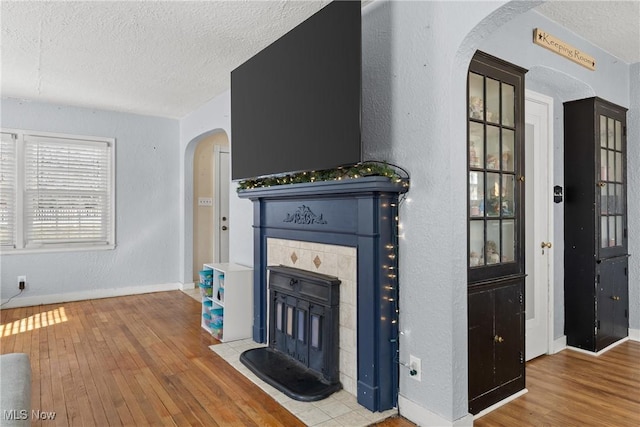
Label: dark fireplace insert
xmin=240 ymin=265 xmax=342 ymax=401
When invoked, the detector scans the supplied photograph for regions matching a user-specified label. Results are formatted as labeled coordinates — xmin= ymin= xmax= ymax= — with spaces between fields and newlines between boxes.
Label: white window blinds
xmin=23 ymin=135 xmax=113 ymax=247
xmin=0 ymin=133 xmax=17 ymax=247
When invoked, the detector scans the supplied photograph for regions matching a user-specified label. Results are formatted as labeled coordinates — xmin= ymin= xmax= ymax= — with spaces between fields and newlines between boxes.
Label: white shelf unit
xmin=201 ymin=263 xmax=253 ymax=342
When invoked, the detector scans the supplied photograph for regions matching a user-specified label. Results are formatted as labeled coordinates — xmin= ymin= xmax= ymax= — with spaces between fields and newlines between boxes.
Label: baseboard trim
xmin=0 ymin=283 xmax=182 ymax=309
xmin=473 ymin=389 xmax=528 ymax=420
xmin=628 ymin=328 xmax=640 ymax=342
xmin=180 ymin=282 xmax=196 ymax=290
xmin=567 ymin=337 xmax=630 ymax=356
xmin=552 ymin=335 xmax=567 ymax=354
xmin=398 ymin=395 xmax=474 ymax=427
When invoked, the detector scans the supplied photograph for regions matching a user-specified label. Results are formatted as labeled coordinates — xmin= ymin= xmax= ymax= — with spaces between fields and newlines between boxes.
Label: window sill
xmin=1 ymin=244 xmax=116 ymax=256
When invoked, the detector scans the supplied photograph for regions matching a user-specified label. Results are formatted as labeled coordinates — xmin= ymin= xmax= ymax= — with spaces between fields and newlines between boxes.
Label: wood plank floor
xmin=2 ymin=291 xmax=639 ymax=426
xmin=475 ymin=340 xmax=640 ymax=427
xmin=1 ymin=291 xmax=307 ymax=426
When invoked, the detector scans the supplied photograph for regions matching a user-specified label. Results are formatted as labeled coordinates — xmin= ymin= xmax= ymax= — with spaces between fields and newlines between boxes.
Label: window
xmin=0 ymin=129 xmax=115 ymax=253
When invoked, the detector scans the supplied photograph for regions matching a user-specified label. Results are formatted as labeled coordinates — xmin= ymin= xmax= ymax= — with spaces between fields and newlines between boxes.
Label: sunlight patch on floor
xmin=1 ymin=307 xmax=68 ymax=336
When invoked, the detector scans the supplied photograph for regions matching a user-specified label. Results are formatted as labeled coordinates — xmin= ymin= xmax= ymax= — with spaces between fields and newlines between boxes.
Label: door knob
xmin=597 ymin=181 xmax=606 ymax=187
xmin=541 ymin=241 xmax=552 ymax=254
xmin=221 ymin=226 xmax=228 ymax=231
xmin=611 ymin=295 xmax=620 ymax=301
xmin=494 ymin=335 xmax=504 ymax=343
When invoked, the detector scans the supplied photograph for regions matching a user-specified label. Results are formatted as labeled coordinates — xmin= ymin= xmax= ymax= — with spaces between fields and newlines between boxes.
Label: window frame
xmin=0 ymin=128 xmax=116 ymax=254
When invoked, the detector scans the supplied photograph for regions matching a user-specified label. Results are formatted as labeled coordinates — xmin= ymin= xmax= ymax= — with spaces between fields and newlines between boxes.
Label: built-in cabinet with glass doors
xmin=564 ymin=97 xmax=629 ymax=352
xmin=467 ymin=51 xmax=526 ymax=415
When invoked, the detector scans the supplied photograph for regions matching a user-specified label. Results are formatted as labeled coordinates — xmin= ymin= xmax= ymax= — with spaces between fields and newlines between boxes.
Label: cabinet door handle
xmin=597 ymin=181 xmax=606 ymax=187
xmin=494 ymin=335 xmax=504 ymax=343
xmin=611 ymin=295 xmax=620 ymax=301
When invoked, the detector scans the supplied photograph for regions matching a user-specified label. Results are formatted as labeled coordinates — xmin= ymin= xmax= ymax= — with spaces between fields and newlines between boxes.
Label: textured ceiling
xmin=1 ymin=0 xmax=331 ymax=118
xmin=535 ymin=1 xmax=640 ymax=64
xmin=1 ymin=1 xmax=638 ymax=119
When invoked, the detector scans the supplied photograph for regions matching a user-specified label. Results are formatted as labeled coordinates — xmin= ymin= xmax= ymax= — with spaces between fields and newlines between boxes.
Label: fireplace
xmin=240 ymin=265 xmax=342 ymax=401
xmin=238 ymin=176 xmax=408 ymax=412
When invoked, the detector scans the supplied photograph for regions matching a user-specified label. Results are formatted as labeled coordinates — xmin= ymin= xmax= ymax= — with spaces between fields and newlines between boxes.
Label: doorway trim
xmin=525 ymin=89 xmax=555 ymax=356
xmin=213 ymin=145 xmax=230 ymax=263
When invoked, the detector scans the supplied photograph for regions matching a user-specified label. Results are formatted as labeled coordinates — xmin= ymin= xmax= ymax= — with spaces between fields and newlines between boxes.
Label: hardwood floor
xmin=2 ymin=291 xmax=639 ymax=426
xmin=475 ymin=341 xmax=640 ymax=427
xmin=1 ymin=291 xmax=305 ymax=426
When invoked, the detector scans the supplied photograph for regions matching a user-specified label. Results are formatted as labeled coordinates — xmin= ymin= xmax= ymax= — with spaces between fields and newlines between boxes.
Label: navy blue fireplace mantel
xmin=238 ymin=176 xmax=409 ymax=412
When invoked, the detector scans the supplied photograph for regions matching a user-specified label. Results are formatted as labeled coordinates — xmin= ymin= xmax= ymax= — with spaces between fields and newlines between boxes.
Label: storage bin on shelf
xmin=199 ymin=282 xmax=213 ymax=298
xmin=202 ymin=312 xmax=212 ymax=324
xmin=211 ymin=326 xmax=223 ymax=340
xmin=199 ymin=269 xmax=213 ymax=285
xmin=215 ymin=273 xmax=225 ymax=302
xmin=203 ymin=299 xmax=213 ymax=316
xmin=210 ymin=308 xmax=224 ymax=326
xmin=199 ymin=269 xmax=214 ymax=297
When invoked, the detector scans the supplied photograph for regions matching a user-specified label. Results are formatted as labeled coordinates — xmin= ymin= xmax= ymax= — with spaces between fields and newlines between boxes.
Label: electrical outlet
xmin=409 ymin=355 xmax=421 ymax=381
xmin=18 ymin=275 xmax=26 ymax=290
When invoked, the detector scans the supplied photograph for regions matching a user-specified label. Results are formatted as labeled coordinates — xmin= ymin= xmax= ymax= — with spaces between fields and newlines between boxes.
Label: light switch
xmin=198 ymin=197 xmax=213 ymax=206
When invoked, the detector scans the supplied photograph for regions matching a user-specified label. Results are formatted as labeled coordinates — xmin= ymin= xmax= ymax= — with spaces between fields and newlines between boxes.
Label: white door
xmin=214 ymin=146 xmax=230 ymax=263
xmin=525 ymin=91 xmax=554 ymax=361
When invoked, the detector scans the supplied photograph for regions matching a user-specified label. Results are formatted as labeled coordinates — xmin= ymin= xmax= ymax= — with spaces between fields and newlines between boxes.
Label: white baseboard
xmin=552 ymin=335 xmax=567 ymax=354
xmin=0 ymin=282 xmax=182 ymax=309
xmin=629 ymin=328 xmax=640 ymax=342
xmin=567 ymin=337 xmax=629 ymax=356
xmin=180 ymin=281 xmax=196 ymax=290
xmin=398 ymin=395 xmax=474 ymax=427
xmin=473 ymin=389 xmax=528 ymax=420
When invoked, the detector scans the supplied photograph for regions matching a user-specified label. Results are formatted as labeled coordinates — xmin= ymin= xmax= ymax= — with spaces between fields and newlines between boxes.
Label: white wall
xmin=179 ymin=90 xmax=253 ymax=286
xmin=0 ymin=98 xmax=181 ymax=306
xmin=628 ymin=62 xmax=640 ymax=336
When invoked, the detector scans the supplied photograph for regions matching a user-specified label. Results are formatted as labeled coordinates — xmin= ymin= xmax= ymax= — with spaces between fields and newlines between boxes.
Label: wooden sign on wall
xmin=533 ymin=28 xmax=596 ymax=71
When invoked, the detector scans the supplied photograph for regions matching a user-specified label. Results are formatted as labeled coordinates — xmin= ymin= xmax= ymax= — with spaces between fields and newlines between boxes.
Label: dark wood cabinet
xmin=468 ymin=279 xmax=524 ymax=414
xmin=564 ymin=97 xmax=629 ymax=352
xmin=467 ymin=51 xmax=526 ymax=414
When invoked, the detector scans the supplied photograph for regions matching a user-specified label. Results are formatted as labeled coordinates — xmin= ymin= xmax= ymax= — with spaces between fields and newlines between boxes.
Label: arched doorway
xmin=184 ymin=129 xmax=230 ymax=285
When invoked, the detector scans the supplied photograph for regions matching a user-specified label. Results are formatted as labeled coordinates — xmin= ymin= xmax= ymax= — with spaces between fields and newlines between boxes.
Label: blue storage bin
xmin=199 ymin=269 xmax=213 ymax=285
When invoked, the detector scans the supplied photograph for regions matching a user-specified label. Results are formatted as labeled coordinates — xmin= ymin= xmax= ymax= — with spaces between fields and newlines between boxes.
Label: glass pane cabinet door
xmin=468 ymin=69 xmax=519 ymax=270
xmin=599 ymin=114 xmax=626 ymax=248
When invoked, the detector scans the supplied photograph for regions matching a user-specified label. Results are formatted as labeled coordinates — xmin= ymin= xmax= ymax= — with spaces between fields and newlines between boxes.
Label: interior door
xmin=524 ymin=91 xmax=553 ymax=360
xmin=214 ymin=146 xmax=230 ymax=263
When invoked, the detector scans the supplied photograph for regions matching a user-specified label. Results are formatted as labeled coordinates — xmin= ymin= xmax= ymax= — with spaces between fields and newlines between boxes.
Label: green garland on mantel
xmin=237 ymin=162 xmax=409 ymax=191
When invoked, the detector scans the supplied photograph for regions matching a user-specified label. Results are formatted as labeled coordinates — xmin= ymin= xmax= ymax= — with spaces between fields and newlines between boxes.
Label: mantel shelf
xmin=237 ymin=176 xmax=409 ymax=200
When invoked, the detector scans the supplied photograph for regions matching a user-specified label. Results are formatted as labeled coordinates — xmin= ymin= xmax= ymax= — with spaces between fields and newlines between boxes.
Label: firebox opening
xmin=240 ymin=265 xmax=342 ymax=401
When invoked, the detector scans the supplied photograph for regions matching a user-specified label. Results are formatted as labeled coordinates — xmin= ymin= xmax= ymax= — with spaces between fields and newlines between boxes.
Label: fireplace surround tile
xmin=267 ymin=238 xmax=358 ymax=396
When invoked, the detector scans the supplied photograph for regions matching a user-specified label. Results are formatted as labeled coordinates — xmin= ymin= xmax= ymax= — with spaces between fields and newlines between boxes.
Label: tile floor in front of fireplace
xmin=209 ymin=339 xmax=398 ymax=427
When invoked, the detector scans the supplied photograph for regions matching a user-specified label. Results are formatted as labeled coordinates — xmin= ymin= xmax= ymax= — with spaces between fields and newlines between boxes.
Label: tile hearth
xmin=210 ymin=339 xmax=398 ymax=426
